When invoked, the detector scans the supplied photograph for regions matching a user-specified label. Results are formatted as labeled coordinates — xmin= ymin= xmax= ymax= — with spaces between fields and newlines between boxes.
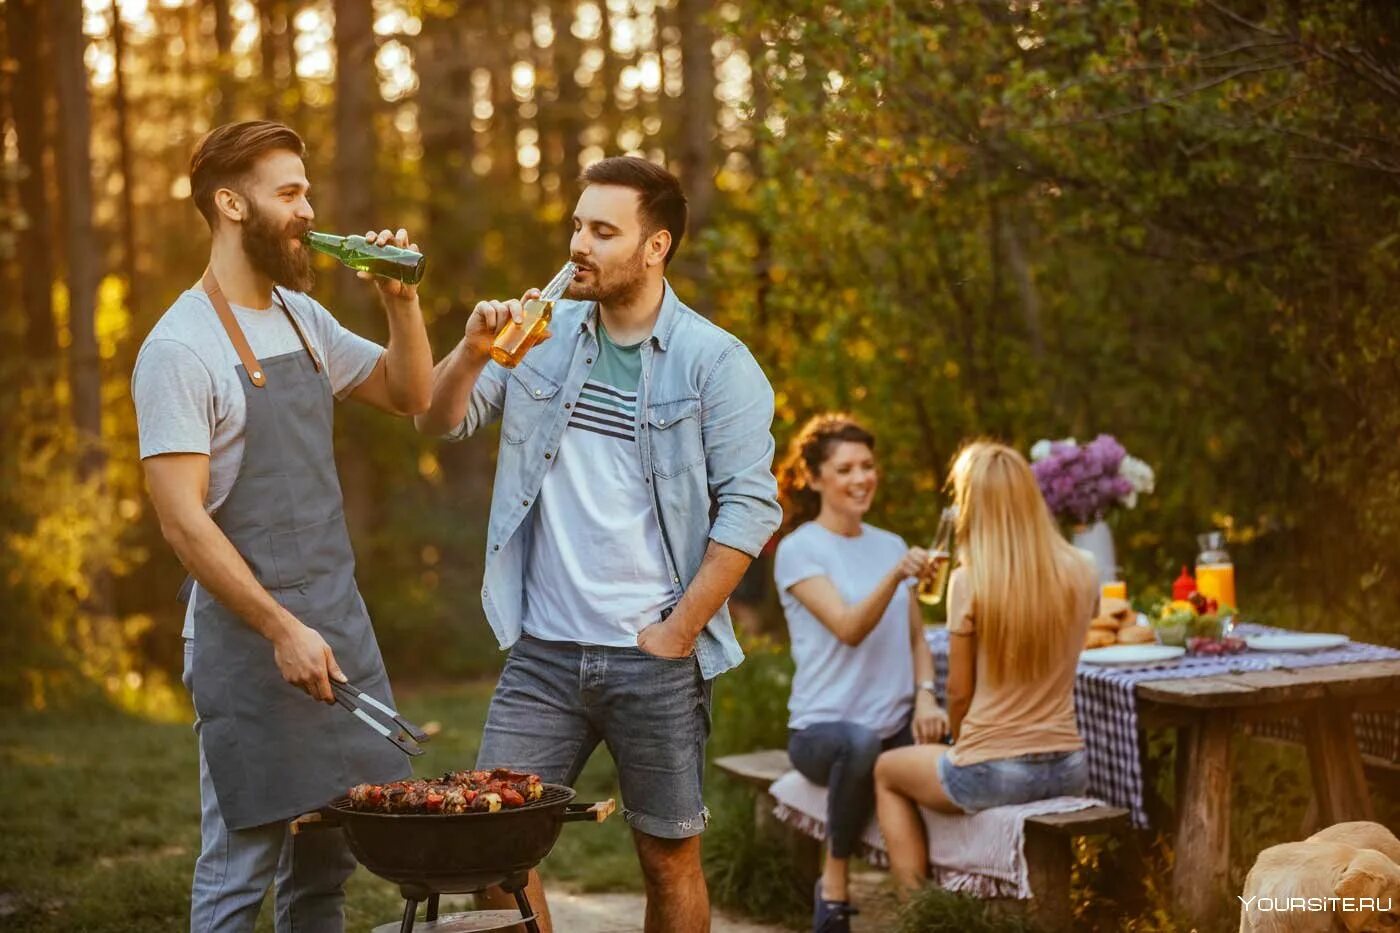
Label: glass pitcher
xmin=1195 ymin=531 xmax=1236 ymax=610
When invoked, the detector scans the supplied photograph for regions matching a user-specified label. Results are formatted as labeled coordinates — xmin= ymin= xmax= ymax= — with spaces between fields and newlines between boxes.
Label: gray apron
xmin=188 ymin=270 xmax=410 ymax=831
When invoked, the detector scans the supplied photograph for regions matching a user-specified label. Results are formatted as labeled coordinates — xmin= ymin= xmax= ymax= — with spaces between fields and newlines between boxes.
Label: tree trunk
xmin=0 ymin=0 xmax=13 ymax=379
xmin=417 ymin=11 xmax=473 ymax=303
xmin=487 ymin=0 xmax=520 ymax=194
xmin=1002 ymin=204 xmax=1046 ymax=363
xmin=51 ymin=0 xmax=103 ymax=479
xmin=7 ymin=0 xmax=57 ymax=368
xmin=550 ymin=2 xmax=584 ymax=207
xmin=674 ymin=0 xmax=716 ymax=315
xmin=111 ymin=0 xmax=141 ymax=318
xmin=414 ymin=9 xmax=495 ymax=574
xmin=676 ymin=0 xmax=716 ymax=231
xmin=747 ymin=27 xmax=772 ymax=349
xmin=333 ymin=0 xmax=377 ymax=327
xmin=332 ymin=0 xmax=379 ymax=544
xmin=209 ymin=0 xmax=235 ymax=122
xmin=284 ymin=0 xmax=306 ymax=129
xmin=260 ymin=0 xmax=283 ymax=119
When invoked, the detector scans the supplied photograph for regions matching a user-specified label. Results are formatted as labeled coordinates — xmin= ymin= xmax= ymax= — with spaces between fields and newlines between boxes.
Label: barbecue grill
xmin=294 ymin=783 xmax=615 ymax=932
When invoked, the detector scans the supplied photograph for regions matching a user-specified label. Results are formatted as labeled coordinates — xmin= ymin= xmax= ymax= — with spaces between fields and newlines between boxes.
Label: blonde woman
xmin=773 ymin=413 xmax=949 ymax=932
xmin=873 ymin=441 xmax=1098 ymax=892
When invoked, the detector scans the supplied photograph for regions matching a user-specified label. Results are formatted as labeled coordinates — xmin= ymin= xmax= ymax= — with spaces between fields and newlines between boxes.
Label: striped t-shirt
xmin=521 ymin=322 xmax=674 ymax=645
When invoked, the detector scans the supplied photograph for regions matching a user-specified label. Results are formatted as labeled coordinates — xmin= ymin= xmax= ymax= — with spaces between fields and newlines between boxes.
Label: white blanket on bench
xmin=768 ymin=770 xmax=1101 ymax=899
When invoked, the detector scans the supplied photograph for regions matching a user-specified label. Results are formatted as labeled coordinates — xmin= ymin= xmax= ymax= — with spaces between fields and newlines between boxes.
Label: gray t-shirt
xmin=132 ymin=286 xmax=383 ymax=636
xmin=775 ymin=521 xmax=916 ymax=737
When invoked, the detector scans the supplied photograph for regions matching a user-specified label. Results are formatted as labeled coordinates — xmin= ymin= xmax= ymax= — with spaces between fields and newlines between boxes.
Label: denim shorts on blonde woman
xmin=937 ymin=748 xmax=1089 ymax=813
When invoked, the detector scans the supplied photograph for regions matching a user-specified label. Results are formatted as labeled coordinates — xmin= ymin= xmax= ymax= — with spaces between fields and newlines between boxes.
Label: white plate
xmin=1080 ymin=644 xmax=1186 ymax=666
xmin=1245 ymin=633 xmax=1349 ymax=652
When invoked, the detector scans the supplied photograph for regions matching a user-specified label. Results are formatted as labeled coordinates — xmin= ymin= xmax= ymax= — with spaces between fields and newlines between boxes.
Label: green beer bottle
xmin=304 ymin=231 xmax=426 ymax=285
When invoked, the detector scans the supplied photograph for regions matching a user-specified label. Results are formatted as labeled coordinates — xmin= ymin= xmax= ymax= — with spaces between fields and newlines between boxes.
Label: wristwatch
xmin=917 ymin=680 xmax=937 ymax=697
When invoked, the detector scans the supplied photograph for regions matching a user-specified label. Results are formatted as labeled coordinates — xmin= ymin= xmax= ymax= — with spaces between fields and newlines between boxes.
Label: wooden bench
xmin=714 ymin=749 xmax=1130 ymax=932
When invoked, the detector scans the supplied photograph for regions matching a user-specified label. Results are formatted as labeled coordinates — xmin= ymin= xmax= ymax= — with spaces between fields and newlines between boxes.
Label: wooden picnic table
xmin=1132 ymin=658 xmax=1400 ymax=927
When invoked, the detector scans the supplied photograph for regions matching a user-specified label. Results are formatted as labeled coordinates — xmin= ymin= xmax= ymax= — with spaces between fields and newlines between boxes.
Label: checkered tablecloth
xmin=925 ymin=623 xmax=1400 ymax=829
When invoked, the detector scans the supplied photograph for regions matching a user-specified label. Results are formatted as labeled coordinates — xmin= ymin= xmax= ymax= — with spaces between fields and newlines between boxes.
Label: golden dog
xmin=1239 ymin=822 xmax=1400 ymax=933
xmin=1306 ymin=822 xmax=1400 ymax=866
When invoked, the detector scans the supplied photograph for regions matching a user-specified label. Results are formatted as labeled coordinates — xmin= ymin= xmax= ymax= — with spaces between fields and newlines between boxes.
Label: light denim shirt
xmin=447 ymin=282 xmax=781 ymax=679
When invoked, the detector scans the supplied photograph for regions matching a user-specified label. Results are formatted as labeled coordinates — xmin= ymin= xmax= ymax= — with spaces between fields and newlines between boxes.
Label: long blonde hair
xmin=949 ymin=441 xmax=1089 ymax=685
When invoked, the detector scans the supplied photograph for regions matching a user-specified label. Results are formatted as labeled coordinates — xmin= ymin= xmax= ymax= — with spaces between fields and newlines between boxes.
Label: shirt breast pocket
xmin=647 ymin=397 xmax=704 ymax=478
xmin=502 ymin=364 xmax=560 ymax=445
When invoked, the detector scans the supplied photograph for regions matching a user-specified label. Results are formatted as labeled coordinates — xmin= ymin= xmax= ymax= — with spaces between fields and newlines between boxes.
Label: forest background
xmin=1 ymin=0 xmax=1396 ymax=725
xmin=3 ymin=2 xmax=1399 ymax=929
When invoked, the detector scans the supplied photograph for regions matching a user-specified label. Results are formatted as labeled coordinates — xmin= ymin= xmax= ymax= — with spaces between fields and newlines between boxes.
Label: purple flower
xmin=1029 ymin=434 xmax=1137 ymax=524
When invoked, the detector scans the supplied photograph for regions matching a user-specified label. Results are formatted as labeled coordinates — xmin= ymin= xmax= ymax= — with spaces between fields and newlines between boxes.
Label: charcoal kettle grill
xmin=294 ymin=784 xmax=615 ymax=932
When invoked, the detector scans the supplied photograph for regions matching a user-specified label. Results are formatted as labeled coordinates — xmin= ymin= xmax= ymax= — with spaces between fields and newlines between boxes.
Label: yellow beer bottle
xmin=490 ymin=261 xmax=577 ymax=368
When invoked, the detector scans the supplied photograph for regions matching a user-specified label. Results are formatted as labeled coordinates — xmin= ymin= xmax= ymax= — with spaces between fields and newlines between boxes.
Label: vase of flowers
xmin=1029 ymin=434 xmax=1155 ymax=583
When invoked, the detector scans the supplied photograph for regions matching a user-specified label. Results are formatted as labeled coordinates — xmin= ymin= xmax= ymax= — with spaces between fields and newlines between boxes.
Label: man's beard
xmin=242 ymin=201 xmax=315 ymax=294
xmin=565 ymin=241 xmax=647 ymax=305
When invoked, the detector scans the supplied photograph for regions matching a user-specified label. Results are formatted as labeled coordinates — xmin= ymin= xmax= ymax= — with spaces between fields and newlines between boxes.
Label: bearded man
xmin=131 ymin=120 xmax=433 ymax=932
xmin=415 ymin=156 xmax=782 ymax=933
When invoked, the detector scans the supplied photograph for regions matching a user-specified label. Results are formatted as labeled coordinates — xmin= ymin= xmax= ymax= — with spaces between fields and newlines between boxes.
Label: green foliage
xmin=895 ymin=886 xmax=1042 ymax=933
xmin=702 ymin=635 xmax=806 ymax=925
xmin=709 ymin=0 xmax=1400 ymax=643
xmin=708 ymin=634 xmax=796 ymax=759
xmin=702 ymin=782 xmax=810 ymax=928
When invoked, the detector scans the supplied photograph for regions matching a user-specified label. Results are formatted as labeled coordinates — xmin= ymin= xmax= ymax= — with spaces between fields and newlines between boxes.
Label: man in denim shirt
xmin=416 ymin=157 xmax=780 ymax=932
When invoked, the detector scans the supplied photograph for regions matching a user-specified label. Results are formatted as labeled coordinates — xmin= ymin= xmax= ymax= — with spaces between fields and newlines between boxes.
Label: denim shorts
xmin=476 ymin=634 xmax=712 ymax=839
xmin=937 ymin=748 xmax=1089 ymax=814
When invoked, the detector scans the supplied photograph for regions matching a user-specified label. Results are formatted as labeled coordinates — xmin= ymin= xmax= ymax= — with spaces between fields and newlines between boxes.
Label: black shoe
xmin=813 ymin=879 xmax=859 ymax=933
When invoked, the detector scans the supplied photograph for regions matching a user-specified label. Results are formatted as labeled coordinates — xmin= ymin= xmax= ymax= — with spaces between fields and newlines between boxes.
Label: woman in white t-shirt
xmin=773 ymin=413 xmax=949 ymax=933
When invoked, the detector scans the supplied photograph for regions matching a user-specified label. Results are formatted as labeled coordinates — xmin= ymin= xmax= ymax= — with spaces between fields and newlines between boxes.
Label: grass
xmin=0 ymin=681 xmax=642 ymax=932
xmin=4 ymin=645 xmax=1396 ymax=932
xmin=896 ymin=886 xmax=1045 ymax=933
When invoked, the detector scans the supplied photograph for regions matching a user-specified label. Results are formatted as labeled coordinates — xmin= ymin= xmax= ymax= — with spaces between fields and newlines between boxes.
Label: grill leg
xmin=425 ymin=893 xmax=439 ymax=922
xmin=511 ymin=889 xmax=541 ymax=933
xmin=398 ymin=897 xmax=417 ymax=933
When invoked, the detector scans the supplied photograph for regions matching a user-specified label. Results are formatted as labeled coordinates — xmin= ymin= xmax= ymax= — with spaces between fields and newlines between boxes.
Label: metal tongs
xmin=331 ymin=680 xmax=430 ymax=757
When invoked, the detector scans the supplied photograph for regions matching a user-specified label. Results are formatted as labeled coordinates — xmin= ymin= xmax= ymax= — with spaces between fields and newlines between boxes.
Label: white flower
xmin=1118 ymin=455 xmax=1155 ymax=503
xmin=1030 ymin=437 xmax=1076 ymax=462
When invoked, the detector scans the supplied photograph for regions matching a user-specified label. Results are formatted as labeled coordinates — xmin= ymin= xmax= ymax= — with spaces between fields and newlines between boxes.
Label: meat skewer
xmin=346 ymin=769 xmax=541 ymax=814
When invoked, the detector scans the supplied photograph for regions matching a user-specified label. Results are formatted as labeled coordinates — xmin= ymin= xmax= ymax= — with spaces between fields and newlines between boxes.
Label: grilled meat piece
xmin=348 ymin=783 xmax=384 ymax=809
xmin=345 ymin=769 xmax=542 ymax=813
xmin=442 ymin=769 xmax=544 ymax=802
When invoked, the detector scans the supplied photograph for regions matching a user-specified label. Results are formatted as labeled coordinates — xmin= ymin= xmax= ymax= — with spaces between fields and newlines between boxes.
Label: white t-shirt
xmin=521 ymin=324 xmax=674 ymax=646
xmin=775 ymin=521 xmax=916 ymax=736
xmin=131 ymin=286 xmax=384 ymax=636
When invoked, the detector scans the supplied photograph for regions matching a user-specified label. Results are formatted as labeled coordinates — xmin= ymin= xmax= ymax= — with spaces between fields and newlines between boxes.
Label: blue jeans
xmin=476 ymin=634 xmax=713 ymax=839
xmin=937 ymin=749 xmax=1089 ymax=814
xmin=183 ymin=640 xmax=356 ymax=933
xmin=787 ymin=720 xmax=913 ymax=858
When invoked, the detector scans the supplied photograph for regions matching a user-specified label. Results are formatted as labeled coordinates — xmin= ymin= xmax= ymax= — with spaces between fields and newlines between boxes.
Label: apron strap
xmin=272 ymin=286 xmax=323 ymax=373
xmin=202 ymin=268 xmax=268 ymax=388
xmin=201 ymin=270 xmax=324 ymax=385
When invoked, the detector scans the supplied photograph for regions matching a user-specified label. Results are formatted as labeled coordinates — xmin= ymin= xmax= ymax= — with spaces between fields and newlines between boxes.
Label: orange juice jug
xmin=1195 ymin=532 xmax=1236 ymax=609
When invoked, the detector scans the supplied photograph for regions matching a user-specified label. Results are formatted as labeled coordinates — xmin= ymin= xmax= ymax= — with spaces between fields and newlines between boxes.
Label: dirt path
xmin=546 ymin=890 xmax=788 ymax=932
xmin=420 ymin=870 xmax=902 ymax=932
xmin=546 ymin=870 xmax=902 ymax=932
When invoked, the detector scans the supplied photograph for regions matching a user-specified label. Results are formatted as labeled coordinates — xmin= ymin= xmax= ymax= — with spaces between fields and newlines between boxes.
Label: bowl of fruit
xmin=1154 ymin=592 xmax=1242 ymax=656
